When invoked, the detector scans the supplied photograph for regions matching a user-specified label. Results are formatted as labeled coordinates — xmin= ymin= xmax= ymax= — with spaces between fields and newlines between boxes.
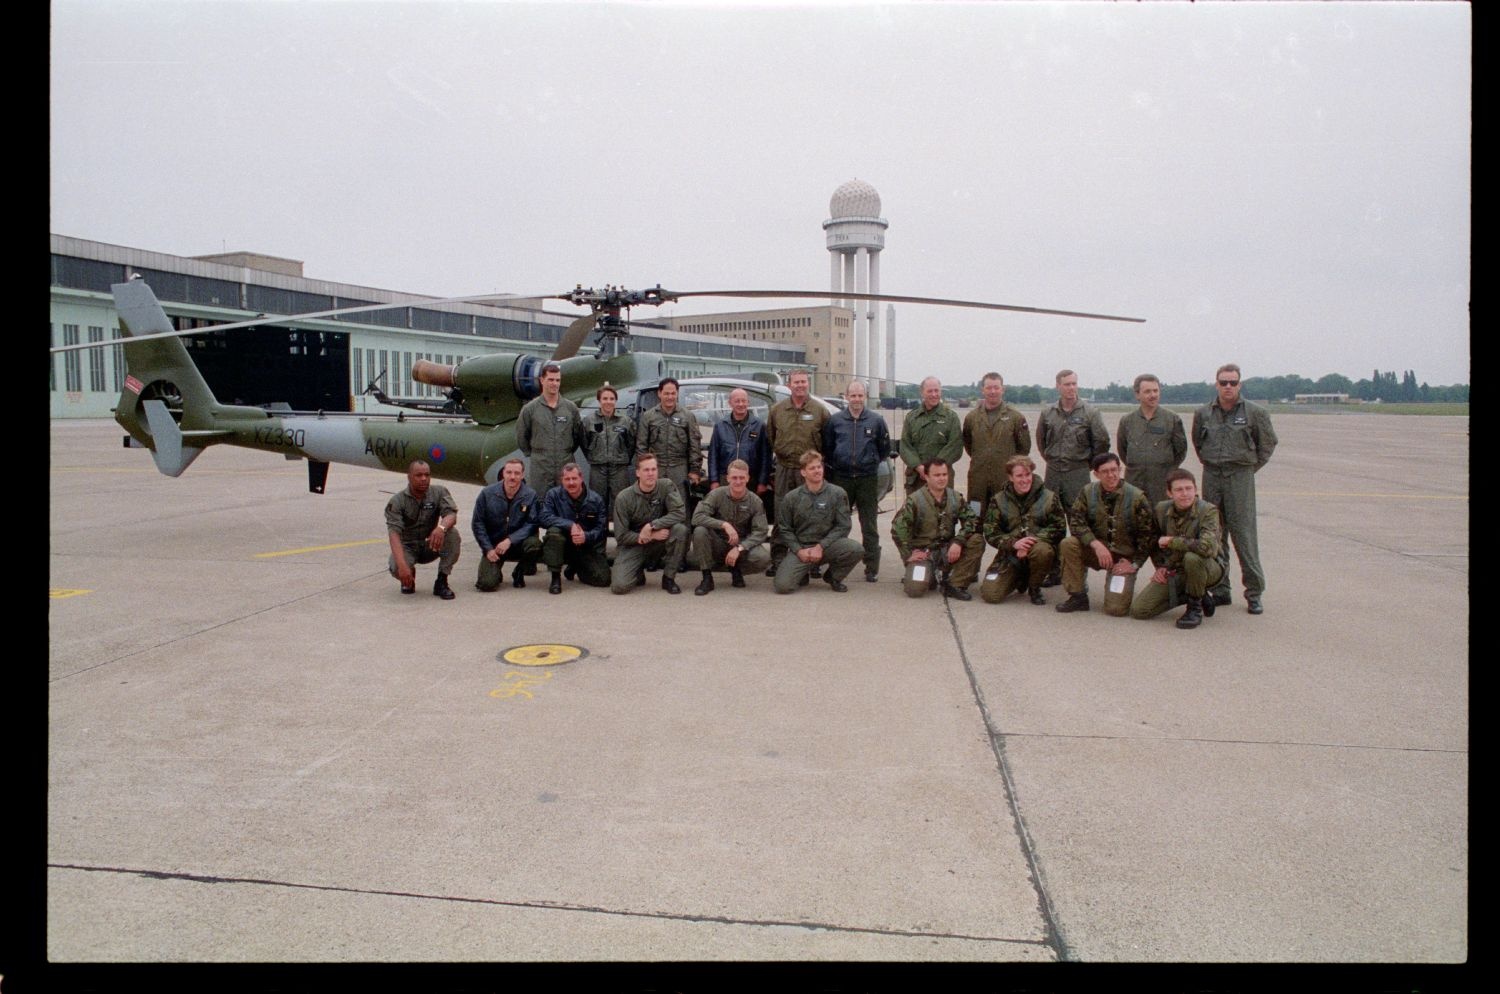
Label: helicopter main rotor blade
xmin=49 ymin=288 xmax=571 ymax=354
xmin=664 ymin=289 xmax=1145 ymax=324
xmin=552 ymin=312 xmax=602 ymax=362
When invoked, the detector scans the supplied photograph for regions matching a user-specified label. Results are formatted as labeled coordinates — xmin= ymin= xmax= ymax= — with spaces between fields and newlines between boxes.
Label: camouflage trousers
xmin=1059 ymin=537 xmax=1138 ymax=617
xmin=900 ymin=534 xmax=985 ymax=598
xmin=978 ymin=541 xmax=1058 ymax=604
xmin=1130 ymin=553 xmax=1225 ymax=620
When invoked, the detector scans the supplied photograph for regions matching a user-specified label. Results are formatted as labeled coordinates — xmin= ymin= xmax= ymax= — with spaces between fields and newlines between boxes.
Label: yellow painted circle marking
xmin=501 ymin=643 xmax=587 ymax=667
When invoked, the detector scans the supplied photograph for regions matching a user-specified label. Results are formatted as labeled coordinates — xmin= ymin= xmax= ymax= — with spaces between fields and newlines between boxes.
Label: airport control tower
xmin=824 ymin=179 xmax=888 ymax=398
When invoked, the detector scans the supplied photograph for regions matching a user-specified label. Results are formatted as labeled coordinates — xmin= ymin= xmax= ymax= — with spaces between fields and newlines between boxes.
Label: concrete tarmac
xmin=46 ymin=412 xmax=1467 ymax=962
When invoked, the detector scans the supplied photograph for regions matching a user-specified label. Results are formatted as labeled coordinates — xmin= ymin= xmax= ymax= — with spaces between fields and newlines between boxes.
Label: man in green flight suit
xmin=1036 ymin=368 xmax=1108 ymax=587
xmin=1130 ymin=468 xmax=1225 ymax=629
xmin=1115 ymin=373 xmax=1188 ymax=504
xmin=1192 ymin=363 xmax=1278 ymax=615
xmin=385 ymin=459 xmax=461 ymax=600
xmin=773 ymin=451 xmax=864 ymax=594
xmin=516 ymin=361 xmax=583 ymax=495
xmin=962 ymin=371 xmax=1031 ymax=522
xmin=899 ymin=376 xmax=963 ymax=497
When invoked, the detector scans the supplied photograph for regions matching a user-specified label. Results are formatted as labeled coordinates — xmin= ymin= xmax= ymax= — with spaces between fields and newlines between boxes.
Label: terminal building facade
xmin=49 ymin=235 xmax=809 ymax=419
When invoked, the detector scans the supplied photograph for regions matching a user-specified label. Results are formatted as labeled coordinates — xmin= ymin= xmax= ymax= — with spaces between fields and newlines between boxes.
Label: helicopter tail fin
xmin=112 ymin=279 xmax=242 ymax=475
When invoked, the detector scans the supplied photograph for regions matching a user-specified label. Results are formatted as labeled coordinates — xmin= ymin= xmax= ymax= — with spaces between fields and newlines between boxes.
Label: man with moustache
xmin=1116 ymin=373 xmax=1187 ymax=504
xmin=471 ymin=457 xmax=541 ymax=591
xmin=538 ymin=462 xmax=612 ymax=593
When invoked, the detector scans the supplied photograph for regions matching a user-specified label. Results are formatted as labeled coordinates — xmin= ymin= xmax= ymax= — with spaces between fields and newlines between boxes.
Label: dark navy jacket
xmin=707 ymin=414 xmax=771 ymax=486
xmin=539 ymin=485 xmax=609 ymax=548
xmin=471 ymin=482 xmax=539 ymax=552
xmin=822 ymin=408 xmax=891 ymax=479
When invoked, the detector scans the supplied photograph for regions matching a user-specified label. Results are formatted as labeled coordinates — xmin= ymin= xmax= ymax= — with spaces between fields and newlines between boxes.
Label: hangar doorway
xmin=181 ymin=326 xmax=351 ymax=412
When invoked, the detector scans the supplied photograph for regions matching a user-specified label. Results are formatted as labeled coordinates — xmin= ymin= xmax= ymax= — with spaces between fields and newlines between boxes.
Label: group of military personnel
xmin=384 ymin=361 xmax=1276 ymax=629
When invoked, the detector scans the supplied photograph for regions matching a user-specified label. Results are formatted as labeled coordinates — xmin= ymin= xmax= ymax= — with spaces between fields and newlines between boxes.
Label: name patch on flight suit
xmin=800 ymin=413 xmax=813 ymax=421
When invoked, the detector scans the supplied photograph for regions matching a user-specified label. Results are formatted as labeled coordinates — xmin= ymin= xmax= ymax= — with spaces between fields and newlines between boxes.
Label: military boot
xmin=512 ymin=567 xmax=526 ymax=589
xmin=1176 ymin=600 xmax=1204 ymax=629
xmin=695 ymin=571 xmax=715 ymax=596
xmin=730 ymin=565 xmax=746 ymax=588
xmin=942 ymin=583 xmax=972 ymax=602
xmin=1028 ymin=586 xmax=1046 ymax=605
xmin=549 ymin=571 xmax=562 ymax=595
xmin=433 ymin=572 xmax=456 ymax=600
xmin=1054 ymin=591 xmax=1089 ymax=613
xmin=661 ymin=575 xmax=682 ymax=595
xmin=1200 ymin=594 xmax=1216 ymax=618
xmin=1041 ymin=565 xmax=1062 ymax=588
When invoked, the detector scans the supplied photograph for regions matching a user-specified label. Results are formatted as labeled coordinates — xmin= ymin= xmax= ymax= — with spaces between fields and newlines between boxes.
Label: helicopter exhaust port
xmin=411 ymin=360 xmax=456 ymax=388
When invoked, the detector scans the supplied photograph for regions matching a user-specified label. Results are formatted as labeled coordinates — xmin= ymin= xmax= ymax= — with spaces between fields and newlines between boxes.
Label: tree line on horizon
xmin=891 ymin=369 xmax=1468 ymax=406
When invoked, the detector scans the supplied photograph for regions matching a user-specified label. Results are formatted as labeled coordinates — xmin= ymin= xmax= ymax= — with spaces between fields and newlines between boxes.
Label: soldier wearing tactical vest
xmin=1055 ymin=452 xmax=1156 ymax=616
xmin=978 ymin=455 xmax=1066 ymax=606
xmin=516 ymin=361 xmax=584 ymax=496
xmin=962 ymin=371 xmax=1031 ymax=522
xmin=1115 ymin=373 xmax=1187 ymax=504
xmin=890 ymin=457 xmax=985 ymax=601
xmin=1130 ymin=468 xmax=1225 ymax=629
xmin=1192 ymin=363 xmax=1278 ymax=615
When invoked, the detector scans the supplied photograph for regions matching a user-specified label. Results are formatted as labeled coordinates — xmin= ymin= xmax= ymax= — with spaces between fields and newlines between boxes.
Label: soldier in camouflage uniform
xmin=962 ymin=371 xmax=1031 ymax=521
xmin=1116 ymin=373 xmax=1187 ymax=504
xmin=898 ymin=376 xmax=964 ymax=497
xmin=385 ymin=459 xmax=461 ymax=599
xmin=637 ymin=377 xmax=704 ymax=494
xmin=516 ymin=361 xmax=583 ymax=495
xmin=581 ymin=384 xmax=636 ymax=523
xmin=1055 ymin=452 xmax=1156 ymax=616
xmin=890 ymin=457 xmax=985 ymax=601
xmin=1130 ymin=468 xmax=1225 ymax=629
xmin=610 ymin=453 xmax=688 ymax=595
xmin=1192 ymin=363 xmax=1278 ymax=614
xmin=765 ymin=370 xmax=829 ymax=573
xmin=690 ymin=459 xmax=771 ymax=594
xmin=773 ymin=451 xmax=863 ymax=594
xmin=978 ymin=456 xmax=1066 ymax=606
xmin=1036 ymin=369 xmax=1108 ymax=587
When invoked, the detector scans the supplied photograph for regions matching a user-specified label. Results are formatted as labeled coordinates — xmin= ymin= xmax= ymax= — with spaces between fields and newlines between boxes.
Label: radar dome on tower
xmin=829 ymin=179 xmax=882 ymax=219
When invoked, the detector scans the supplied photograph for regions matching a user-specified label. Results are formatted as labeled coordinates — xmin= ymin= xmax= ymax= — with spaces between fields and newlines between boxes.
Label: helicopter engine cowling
xmin=412 ymin=352 xmax=545 ymax=426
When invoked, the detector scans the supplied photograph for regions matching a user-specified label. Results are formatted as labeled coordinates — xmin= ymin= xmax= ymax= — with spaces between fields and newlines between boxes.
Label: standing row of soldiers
xmin=393 ymin=360 xmax=1275 ymax=621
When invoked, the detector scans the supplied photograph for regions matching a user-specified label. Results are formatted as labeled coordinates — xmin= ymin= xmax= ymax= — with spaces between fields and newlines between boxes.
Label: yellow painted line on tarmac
xmin=1261 ymin=490 xmax=1467 ymax=501
xmin=50 ymin=588 xmax=93 ymax=599
xmin=254 ymin=538 xmax=386 ymax=558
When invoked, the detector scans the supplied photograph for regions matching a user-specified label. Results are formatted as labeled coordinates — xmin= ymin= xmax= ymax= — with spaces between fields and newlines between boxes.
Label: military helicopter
xmin=75 ymin=277 xmax=1142 ymax=494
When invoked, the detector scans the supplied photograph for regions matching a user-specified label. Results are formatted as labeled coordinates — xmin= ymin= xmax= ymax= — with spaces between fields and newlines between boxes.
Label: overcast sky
xmin=51 ymin=0 xmax=1470 ymax=389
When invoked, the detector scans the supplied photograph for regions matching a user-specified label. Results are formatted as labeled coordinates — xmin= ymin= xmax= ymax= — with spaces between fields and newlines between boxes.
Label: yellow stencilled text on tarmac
xmin=501 ymin=644 xmax=588 ymax=666
xmin=254 ymin=538 xmax=386 ymax=558
xmin=1260 ymin=490 xmax=1467 ymax=501
xmin=490 ymin=670 xmax=554 ymax=700
xmin=50 ymin=588 xmax=93 ymax=599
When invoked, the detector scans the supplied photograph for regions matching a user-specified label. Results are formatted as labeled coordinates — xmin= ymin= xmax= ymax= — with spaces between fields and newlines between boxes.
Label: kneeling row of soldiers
xmin=384 ymin=448 xmax=1224 ymax=628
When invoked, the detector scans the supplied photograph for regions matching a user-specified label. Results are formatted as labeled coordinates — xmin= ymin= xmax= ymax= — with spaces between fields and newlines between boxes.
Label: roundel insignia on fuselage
xmin=428 ymin=444 xmax=447 ymax=463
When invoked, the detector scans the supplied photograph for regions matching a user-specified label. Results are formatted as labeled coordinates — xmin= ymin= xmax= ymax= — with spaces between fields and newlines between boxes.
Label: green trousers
xmin=1202 ymin=466 xmax=1264 ymax=598
xmin=979 ymin=541 xmax=1057 ymax=603
xmin=1130 ymin=553 xmax=1225 ymax=620
xmin=828 ymin=473 xmax=882 ymax=577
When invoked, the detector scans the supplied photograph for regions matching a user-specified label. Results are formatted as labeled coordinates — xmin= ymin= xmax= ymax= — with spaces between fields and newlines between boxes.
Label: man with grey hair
xmin=898 ymin=375 xmax=963 ymax=497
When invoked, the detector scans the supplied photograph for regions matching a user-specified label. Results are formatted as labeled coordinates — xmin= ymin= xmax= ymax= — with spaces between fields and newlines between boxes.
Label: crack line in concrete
xmin=47 ymin=862 xmax=1046 ymax=948
xmin=998 ymin=731 xmax=1465 ymax=754
xmin=48 ymin=570 xmax=388 ymax=683
xmin=942 ymin=597 xmax=1071 ymax=962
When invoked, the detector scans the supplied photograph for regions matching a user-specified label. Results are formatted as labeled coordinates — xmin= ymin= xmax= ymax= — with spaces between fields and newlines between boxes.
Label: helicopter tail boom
xmin=112 ymin=279 xmax=268 ymax=474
